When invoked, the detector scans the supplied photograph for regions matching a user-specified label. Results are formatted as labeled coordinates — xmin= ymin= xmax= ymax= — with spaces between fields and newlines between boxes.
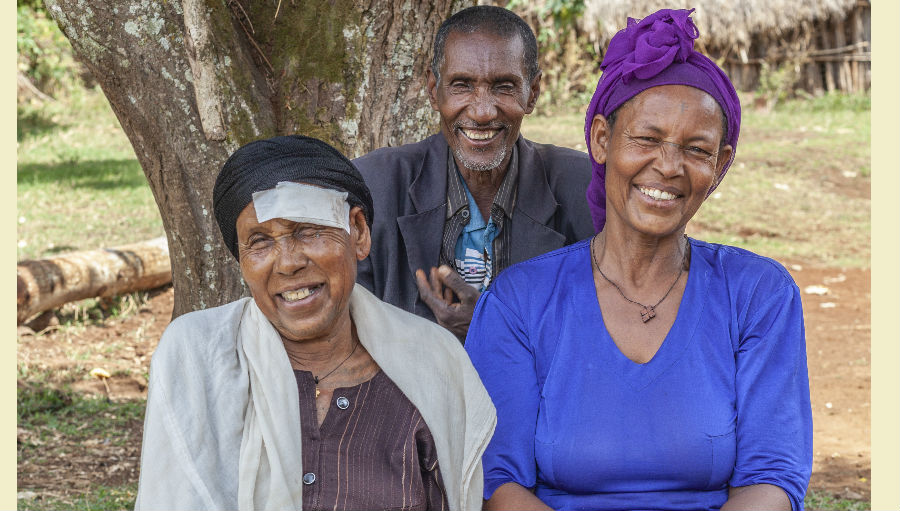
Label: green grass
xmin=18 ymin=484 xmax=137 ymax=511
xmin=521 ymin=92 xmax=871 ymax=268
xmin=17 ymin=380 xmax=144 ymax=510
xmin=17 ymin=88 xmax=163 ymax=261
xmin=804 ymin=489 xmax=870 ymax=511
xmin=17 ymin=381 xmax=145 ymax=442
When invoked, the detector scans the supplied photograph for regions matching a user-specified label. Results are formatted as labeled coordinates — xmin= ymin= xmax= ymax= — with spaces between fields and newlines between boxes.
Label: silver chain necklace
xmin=590 ymin=234 xmax=688 ymax=323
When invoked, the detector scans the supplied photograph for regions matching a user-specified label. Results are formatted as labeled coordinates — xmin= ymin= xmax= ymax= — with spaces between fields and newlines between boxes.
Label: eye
xmin=686 ymin=145 xmax=713 ymax=157
xmin=631 ymin=136 xmax=660 ymax=146
xmin=245 ymin=234 xmax=272 ymax=250
xmin=494 ymin=82 xmax=516 ymax=94
xmin=449 ymin=80 xmax=471 ymax=92
xmin=294 ymin=227 xmax=323 ymax=242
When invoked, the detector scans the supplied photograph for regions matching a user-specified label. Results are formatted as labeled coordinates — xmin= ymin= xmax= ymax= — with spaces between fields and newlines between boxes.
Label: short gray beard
xmin=454 ymin=145 xmax=507 ymax=172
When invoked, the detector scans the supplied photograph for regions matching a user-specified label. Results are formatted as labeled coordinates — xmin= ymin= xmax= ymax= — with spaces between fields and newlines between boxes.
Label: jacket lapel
xmin=397 ymin=134 xmax=449 ymax=279
xmin=397 ymin=135 xmax=569 ymax=275
xmin=508 ymin=138 xmax=567 ymax=265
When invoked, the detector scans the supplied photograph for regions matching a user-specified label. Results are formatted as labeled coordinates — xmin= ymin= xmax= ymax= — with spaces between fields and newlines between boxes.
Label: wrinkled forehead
xmin=250 ymin=181 xmax=351 ymax=234
xmin=623 ymin=85 xmax=723 ymax=119
xmin=613 ymin=85 xmax=728 ymax=144
xmin=442 ymin=29 xmax=527 ymax=76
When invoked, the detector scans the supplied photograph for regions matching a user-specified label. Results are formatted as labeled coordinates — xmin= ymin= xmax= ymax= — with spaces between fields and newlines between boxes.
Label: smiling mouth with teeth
xmin=460 ymin=128 xmax=500 ymax=141
xmin=281 ymin=285 xmax=321 ymax=302
xmin=639 ymin=186 xmax=678 ymax=201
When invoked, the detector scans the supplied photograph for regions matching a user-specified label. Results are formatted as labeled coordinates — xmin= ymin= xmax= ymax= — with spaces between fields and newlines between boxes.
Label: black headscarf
xmin=213 ymin=135 xmax=374 ymax=259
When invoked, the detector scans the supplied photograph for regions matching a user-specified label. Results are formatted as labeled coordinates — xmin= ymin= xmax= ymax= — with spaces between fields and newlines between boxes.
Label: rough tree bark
xmin=45 ymin=0 xmax=469 ymax=317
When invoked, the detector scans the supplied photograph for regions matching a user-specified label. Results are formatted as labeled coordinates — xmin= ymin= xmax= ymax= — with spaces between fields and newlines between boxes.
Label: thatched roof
xmin=582 ymin=0 xmax=861 ymax=50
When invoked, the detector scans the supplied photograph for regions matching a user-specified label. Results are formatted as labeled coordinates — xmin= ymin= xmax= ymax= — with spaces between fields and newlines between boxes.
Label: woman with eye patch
xmin=135 ymin=135 xmax=495 ymax=511
xmin=465 ymin=9 xmax=812 ymax=511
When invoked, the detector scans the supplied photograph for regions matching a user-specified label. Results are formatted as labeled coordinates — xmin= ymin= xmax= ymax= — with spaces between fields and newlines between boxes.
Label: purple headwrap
xmin=584 ymin=8 xmax=741 ymax=232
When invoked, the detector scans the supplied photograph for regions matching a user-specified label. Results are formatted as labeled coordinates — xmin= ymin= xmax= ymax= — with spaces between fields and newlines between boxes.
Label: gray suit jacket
xmin=354 ymin=133 xmax=595 ymax=322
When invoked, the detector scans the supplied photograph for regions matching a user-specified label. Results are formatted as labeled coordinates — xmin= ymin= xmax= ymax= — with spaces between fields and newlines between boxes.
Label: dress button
xmin=461 ymin=209 xmax=470 ymax=219
xmin=303 ymin=472 xmax=316 ymax=485
xmin=336 ymin=396 xmax=350 ymax=409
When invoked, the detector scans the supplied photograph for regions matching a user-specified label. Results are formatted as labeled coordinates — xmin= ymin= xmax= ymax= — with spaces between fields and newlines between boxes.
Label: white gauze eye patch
xmin=251 ymin=181 xmax=351 ymax=233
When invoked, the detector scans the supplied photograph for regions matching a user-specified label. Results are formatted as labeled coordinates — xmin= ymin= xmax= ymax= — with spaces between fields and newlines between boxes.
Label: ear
xmin=524 ymin=70 xmax=542 ymax=113
xmin=589 ymin=113 xmax=612 ymax=166
xmin=426 ymin=69 xmax=439 ymax=111
xmin=713 ymin=144 xmax=734 ymax=185
xmin=349 ymin=206 xmax=371 ymax=261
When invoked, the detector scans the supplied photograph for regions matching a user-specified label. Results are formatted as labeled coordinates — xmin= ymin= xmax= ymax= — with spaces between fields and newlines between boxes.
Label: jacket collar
xmin=398 ymin=133 xmax=562 ymax=286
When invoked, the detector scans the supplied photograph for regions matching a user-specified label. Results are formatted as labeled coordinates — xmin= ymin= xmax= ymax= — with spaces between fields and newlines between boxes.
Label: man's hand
xmin=415 ymin=265 xmax=481 ymax=343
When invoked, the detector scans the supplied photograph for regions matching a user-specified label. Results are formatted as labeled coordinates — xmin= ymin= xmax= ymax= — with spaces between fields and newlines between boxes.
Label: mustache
xmin=452 ymin=121 xmax=509 ymax=131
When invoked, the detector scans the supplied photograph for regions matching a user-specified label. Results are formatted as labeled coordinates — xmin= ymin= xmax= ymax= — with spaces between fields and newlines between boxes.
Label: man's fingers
xmin=428 ymin=267 xmax=443 ymax=297
xmin=416 ymin=268 xmax=449 ymax=313
xmin=436 ymin=265 xmax=480 ymax=303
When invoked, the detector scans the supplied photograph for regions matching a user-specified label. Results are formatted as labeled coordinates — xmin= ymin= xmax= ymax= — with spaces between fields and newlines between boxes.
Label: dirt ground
xmin=16 ymin=263 xmax=871 ymax=502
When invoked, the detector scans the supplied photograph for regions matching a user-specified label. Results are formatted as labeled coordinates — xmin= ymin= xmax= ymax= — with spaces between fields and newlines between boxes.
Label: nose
xmin=468 ymin=87 xmax=498 ymax=124
xmin=654 ymin=141 xmax=685 ymax=177
xmin=272 ymin=239 xmax=309 ymax=275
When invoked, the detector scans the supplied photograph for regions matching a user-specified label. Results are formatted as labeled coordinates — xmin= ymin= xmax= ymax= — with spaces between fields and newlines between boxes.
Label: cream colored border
xmin=870 ymin=1 xmax=900 ymax=509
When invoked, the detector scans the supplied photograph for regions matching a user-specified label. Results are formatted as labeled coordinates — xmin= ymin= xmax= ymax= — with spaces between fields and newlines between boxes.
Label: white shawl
xmin=135 ymin=284 xmax=496 ymax=511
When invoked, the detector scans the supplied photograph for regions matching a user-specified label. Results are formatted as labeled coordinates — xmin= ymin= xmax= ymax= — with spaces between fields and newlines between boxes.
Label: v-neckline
xmin=582 ymin=237 xmax=710 ymax=390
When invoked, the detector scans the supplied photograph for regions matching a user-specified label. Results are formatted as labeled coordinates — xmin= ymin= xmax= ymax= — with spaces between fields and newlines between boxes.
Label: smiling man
xmin=354 ymin=6 xmax=595 ymax=340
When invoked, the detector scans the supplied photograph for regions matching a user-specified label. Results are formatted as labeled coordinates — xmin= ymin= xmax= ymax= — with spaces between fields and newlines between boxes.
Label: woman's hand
xmin=483 ymin=482 xmax=553 ymax=511
xmin=721 ymin=484 xmax=791 ymax=510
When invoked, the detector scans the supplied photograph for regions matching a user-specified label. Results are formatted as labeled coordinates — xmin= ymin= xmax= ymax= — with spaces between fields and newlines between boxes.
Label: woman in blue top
xmin=465 ymin=8 xmax=813 ymax=511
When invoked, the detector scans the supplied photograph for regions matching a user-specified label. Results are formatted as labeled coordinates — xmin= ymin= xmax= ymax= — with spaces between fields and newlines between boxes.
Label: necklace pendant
xmin=315 ymin=387 xmax=320 ymax=398
xmin=640 ymin=306 xmax=656 ymax=323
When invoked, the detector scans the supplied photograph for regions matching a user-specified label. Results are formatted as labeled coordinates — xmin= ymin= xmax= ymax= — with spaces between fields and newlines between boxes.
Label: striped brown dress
xmin=294 ymin=369 xmax=448 ymax=511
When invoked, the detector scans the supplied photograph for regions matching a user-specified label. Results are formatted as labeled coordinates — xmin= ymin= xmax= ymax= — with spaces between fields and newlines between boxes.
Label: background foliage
xmin=17 ymin=0 xmax=88 ymax=99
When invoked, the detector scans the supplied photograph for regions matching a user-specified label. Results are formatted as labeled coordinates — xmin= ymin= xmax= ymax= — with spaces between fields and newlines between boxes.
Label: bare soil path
xmin=16 ymin=262 xmax=870 ymax=501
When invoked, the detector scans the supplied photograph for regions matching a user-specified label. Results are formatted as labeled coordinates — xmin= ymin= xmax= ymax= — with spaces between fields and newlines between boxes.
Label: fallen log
xmin=17 ymin=237 xmax=172 ymax=324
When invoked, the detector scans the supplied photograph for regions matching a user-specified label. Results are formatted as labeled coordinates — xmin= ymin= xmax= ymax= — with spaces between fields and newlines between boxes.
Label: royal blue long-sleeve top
xmin=465 ymin=238 xmax=813 ymax=511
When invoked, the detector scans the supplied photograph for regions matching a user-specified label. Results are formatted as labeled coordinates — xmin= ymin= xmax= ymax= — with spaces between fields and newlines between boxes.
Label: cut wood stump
xmin=17 ymin=237 xmax=172 ymax=324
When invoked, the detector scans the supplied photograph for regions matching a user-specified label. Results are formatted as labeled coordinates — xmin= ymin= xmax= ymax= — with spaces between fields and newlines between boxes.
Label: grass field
xmin=17 ymin=89 xmax=163 ymax=262
xmin=17 ymin=89 xmax=871 ymax=510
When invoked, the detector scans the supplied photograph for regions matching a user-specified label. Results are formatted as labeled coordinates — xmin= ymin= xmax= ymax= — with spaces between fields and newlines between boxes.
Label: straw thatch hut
xmin=580 ymin=0 xmax=870 ymax=94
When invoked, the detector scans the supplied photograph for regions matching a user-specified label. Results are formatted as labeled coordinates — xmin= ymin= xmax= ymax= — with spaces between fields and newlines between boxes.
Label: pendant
xmin=315 ymin=387 xmax=320 ymax=398
xmin=640 ymin=306 xmax=656 ymax=323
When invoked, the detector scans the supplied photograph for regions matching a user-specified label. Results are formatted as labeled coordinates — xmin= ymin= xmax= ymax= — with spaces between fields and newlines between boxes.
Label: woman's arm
xmin=484 ymin=482 xmax=553 ymax=511
xmin=721 ymin=484 xmax=791 ymax=511
xmin=465 ymin=288 xmax=546 ymax=507
xmin=730 ymin=277 xmax=813 ymax=510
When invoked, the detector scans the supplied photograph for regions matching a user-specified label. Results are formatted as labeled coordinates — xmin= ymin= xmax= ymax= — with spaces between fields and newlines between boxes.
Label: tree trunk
xmin=17 ymin=238 xmax=172 ymax=324
xmin=44 ymin=0 xmax=468 ymax=317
